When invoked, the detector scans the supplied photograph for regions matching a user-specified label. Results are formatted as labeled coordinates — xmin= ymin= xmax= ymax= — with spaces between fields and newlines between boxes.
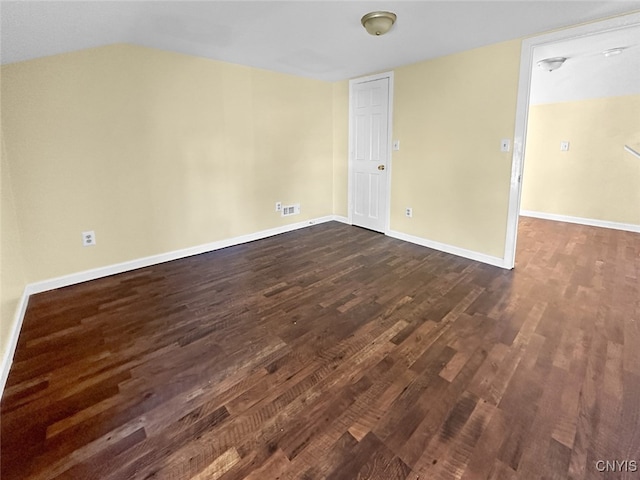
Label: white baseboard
xmin=1 ymin=214 xmax=344 ymax=397
xmin=519 ymin=210 xmax=640 ymax=233
xmin=0 ymin=289 xmax=30 ymax=397
xmin=333 ymin=215 xmax=350 ymax=225
xmin=28 ymin=215 xmax=339 ymax=294
xmin=386 ymin=229 xmax=509 ymax=269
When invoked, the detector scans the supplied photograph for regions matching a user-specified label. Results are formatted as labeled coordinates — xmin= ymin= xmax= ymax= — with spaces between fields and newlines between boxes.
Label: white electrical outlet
xmin=82 ymin=230 xmax=96 ymax=247
xmin=405 ymin=207 xmax=413 ymax=218
xmin=275 ymin=201 xmax=282 ymax=212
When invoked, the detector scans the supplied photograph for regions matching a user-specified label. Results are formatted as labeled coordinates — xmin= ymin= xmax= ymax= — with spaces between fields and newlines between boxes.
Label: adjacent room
xmin=1 ymin=2 xmax=639 ymax=479
xmin=521 ymin=23 xmax=640 ymax=232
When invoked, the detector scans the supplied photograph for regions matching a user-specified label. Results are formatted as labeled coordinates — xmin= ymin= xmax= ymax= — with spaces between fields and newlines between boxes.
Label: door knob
xmin=377 ymin=165 xmax=385 ymax=171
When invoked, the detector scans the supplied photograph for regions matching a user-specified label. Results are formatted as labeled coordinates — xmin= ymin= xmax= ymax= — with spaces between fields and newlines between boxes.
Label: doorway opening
xmin=504 ymin=12 xmax=640 ymax=268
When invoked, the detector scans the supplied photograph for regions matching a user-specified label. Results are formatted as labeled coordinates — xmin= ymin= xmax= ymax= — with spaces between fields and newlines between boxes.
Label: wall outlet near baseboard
xmin=275 ymin=201 xmax=282 ymax=212
xmin=405 ymin=207 xmax=413 ymax=218
xmin=82 ymin=230 xmax=96 ymax=246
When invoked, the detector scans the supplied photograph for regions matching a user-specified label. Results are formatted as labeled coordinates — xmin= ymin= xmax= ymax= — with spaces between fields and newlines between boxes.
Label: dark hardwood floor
xmin=1 ymin=217 xmax=639 ymax=479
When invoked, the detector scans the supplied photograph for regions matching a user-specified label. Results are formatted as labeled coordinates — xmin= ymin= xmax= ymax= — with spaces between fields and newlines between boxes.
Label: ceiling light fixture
xmin=603 ymin=47 xmax=626 ymax=57
xmin=536 ymin=57 xmax=567 ymax=72
xmin=361 ymin=11 xmax=397 ymax=36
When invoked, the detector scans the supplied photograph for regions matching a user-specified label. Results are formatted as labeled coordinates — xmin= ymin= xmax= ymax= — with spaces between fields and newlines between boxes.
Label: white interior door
xmin=350 ymin=76 xmax=391 ymax=233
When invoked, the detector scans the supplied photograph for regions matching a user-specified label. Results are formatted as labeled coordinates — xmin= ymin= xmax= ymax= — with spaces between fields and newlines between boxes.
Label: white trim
xmin=503 ymin=37 xmax=533 ymax=269
xmin=385 ymin=73 xmax=395 ymax=235
xmin=387 ymin=230 xmax=508 ymax=269
xmin=28 ymin=215 xmax=338 ymax=294
xmin=0 ymin=214 xmax=346 ymax=396
xmin=333 ymin=215 xmax=351 ymax=225
xmin=504 ymin=11 xmax=640 ymax=269
xmin=347 ymin=71 xmax=394 ymax=233
xmin=624 ymin=144 xmax=640 ymax=159
xmin=520 ymin=210 xmax=640 ymax=233
xmin=0 ymin=290 xmax=30 ymax=397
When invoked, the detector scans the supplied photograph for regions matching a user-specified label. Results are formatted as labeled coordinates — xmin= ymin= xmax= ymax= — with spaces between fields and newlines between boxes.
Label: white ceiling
xmin=530 ymin=23 xmax=640 ymax=104
xmin=2 ymin=1 xmax=640 ymax=82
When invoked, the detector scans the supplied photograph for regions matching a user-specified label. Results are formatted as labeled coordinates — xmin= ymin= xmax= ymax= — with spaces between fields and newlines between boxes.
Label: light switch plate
xmin=393 ymin=140 xmax=400 ymax=151
xmin=500 ymin=139 xmax=511 ymax=152
xmin=560 ymin=141 xmax=570 ymax=151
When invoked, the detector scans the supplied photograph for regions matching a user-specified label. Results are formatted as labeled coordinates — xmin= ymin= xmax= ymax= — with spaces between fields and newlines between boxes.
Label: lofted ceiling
xmin=2 ymin=1 xmax=640 ymax=81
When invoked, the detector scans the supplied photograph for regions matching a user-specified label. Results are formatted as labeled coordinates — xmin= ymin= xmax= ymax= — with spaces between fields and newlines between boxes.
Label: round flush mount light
xmin=361 ymin=11 xmax=397 ymax=36
xmin=536 ymin=57 xmax=567 ymax=72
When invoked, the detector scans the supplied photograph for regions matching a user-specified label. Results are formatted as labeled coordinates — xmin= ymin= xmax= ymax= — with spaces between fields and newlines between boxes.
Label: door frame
xmin=503 ymin=11 xmax=640 ymax=269
xmin=348 ymin=71 xmax=395 ymax=232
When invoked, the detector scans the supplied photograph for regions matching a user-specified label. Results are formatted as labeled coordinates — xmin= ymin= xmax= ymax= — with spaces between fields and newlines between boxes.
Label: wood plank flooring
xmin=1 ymin=217 xmax=639 ymax=479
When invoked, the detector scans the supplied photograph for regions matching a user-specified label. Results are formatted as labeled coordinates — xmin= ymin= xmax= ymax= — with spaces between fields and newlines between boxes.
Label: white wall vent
xmin=281 ymin=204 xmax=300 ymax=217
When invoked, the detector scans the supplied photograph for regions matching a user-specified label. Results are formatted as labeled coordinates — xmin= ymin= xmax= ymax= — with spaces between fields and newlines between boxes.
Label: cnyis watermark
xmin=595 ymin=460 xmax=638 ymax=473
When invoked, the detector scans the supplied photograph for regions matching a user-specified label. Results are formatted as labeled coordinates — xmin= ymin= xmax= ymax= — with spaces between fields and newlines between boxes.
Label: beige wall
xmin=332 ymin=81 xmax=349 ymax=217
xmin=390 ymin=40 xmax=521 ymax=258
xmin=1 ymin=126 xmax=27 ymax=374
xmin=521 ymin=95 xmax=640 ymax=225
xmin=1 ymin=44 xmax=334 ymax=283
xmin=0 ymin=39 xmax=525 ymax=385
